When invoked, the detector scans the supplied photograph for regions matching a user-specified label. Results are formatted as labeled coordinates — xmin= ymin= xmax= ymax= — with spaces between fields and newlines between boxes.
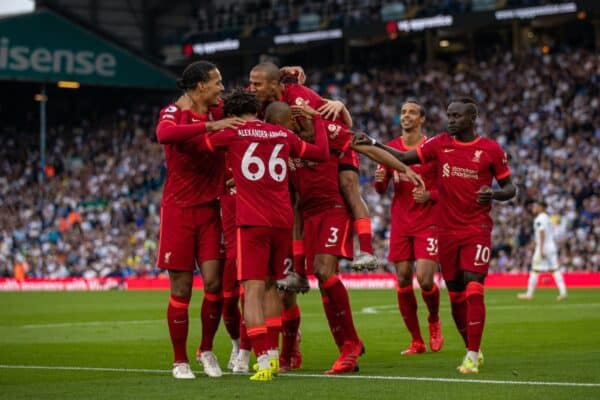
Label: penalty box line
xmin=0 ymin=364 xmax=599 ymax=388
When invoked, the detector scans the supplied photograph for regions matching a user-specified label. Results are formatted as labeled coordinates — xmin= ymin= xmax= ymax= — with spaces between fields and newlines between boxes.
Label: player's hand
xmin=352 ymin=132 xmax=376 ymax=146
xmin=476 ymin=185 xmax=494 ymax=204
xmin=374 ymin=167 xmax=387 ymax=183
xmin=225 ymin=178 xmax=235 ymax=189
xmin=280 ymin=66 xmax=306 ymax=85
xmin=291 ymin=101 xmax=319 ymax=119
xmin=206 ymin=117 xmax=246 ymax=132
xmin=404 ymin=168 xmax=425 ymax=188
xmin=175 ymin=94 xmax=193 ymax=111
xmin=317 ymin=100 xmax=345 ymax=121
xmin=412 ymin=187 xmax=430 ymax=203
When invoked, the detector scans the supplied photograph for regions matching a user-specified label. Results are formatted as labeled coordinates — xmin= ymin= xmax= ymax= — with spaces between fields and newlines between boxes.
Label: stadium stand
xmin=0 ymin=47 xmax=597 ymax=278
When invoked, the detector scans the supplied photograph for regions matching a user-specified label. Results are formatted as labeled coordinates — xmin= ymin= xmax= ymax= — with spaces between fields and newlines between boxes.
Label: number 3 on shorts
xmin=327 ymin=227 xmax=339 ymax=244
xmin=426 ymin=238 xmax=438 ymax=255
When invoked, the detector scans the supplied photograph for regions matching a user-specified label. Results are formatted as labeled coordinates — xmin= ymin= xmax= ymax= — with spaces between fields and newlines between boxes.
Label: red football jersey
xmin=290 ymin=122 xmax=352 ymax=217
xmin=417 ymin=132 xmax=511 ymax=234
xmin=188 ymin=119 xmax=329 ymax=228
xmin=156 ymin=104 xmax=225 ymax=207
xmin=374 ymin=136 xmax=438 ymax=234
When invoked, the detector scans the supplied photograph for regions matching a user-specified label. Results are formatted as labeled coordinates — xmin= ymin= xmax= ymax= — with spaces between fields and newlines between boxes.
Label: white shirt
xmin=533 ymin=212 xmax=557 ymax=254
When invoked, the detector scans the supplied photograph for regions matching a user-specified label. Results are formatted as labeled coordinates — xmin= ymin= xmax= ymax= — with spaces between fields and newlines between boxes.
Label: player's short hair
xmin=177 ymin=61 xmax=217 ymax=90
xmin=223 ymin=88 xmax=259 ymax=117
xmin=449 ymin=96 xmax=478 ymax=116
xmin=264 ymin=101 xmax=292 ymax=125
xmin=402 ymin=99 xmax=425 ymax=117
xmin=251 ymin=62 xmax=281 ymax=82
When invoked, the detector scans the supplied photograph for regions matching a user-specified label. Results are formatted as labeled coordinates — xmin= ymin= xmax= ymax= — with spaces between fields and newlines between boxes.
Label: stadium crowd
xmin=189 ymin=0 xmax=572 ymax=38
xmin=0 ymin=47 xmax=598 ymax=278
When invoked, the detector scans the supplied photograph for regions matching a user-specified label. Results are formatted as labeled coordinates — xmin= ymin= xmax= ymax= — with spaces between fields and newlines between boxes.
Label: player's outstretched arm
xmin=352 ymin=142 xmax=424 ymax=188
xmin=476 ymin=176 xmax=516 ymax=204
xmin=352 ymin=132 xmax=421 ymax=165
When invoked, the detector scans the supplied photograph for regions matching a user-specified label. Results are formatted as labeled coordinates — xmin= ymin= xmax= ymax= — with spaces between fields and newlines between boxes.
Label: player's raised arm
xmin=352 ymin=133 xmax=421 ymax=165
xmin=317 ymin=100 xmax=353 ymax=128
xmin=351 ymin=139 xmax=424 ymax=188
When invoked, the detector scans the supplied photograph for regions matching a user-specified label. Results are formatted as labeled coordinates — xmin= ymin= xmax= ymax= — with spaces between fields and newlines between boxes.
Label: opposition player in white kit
xmin=518 ymin=200 xmax=567 ymax=301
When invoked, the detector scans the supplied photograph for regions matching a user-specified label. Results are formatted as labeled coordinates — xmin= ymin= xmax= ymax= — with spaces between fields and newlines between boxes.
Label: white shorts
xmin=532 ymin=252 xmax=559 ymax=272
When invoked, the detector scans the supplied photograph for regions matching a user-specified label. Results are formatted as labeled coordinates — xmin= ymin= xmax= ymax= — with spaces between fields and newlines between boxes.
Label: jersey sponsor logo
xmin=165 ymin=105 xmax=177 ymax=113
xmin=442 ymin=163 xmax=478 ymax=180
xmin=472 ymin=150 xmax=483 ymax=163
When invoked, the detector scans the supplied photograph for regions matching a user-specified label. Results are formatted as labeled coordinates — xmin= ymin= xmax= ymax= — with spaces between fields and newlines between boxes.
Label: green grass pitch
xmin=1 ymin=288 xmax=599 ymax=399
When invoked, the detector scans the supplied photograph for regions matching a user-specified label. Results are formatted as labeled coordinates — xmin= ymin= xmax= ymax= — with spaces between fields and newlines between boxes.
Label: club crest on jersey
xmin=165 ymin=105 xmax=177 ymax=113
xmin=472 ymin=150 xmax=483 ymax=163
xmin=294 ymin=97 xmax=307 ymax=105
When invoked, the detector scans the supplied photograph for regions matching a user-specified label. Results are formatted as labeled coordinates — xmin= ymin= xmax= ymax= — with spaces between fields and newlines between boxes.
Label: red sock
xmin=396 ymin=285 xmax=423 ymax=343
xmin=199 ymin=292 xmax=223 ymax=352
xmin=354 ymin=218 xmax=373 ymax=254
xmin=247 ymin=325 xmax=269 ymax=357
xmin=466 ymin=281 xmax=486 ymax=352
xmin=167 ymin=295 xmax=190 ymax=363
xmin=222 ymin=292 xmax=240 ymax=340
xmin=449 ymin=290 xmax=468 ymax=347
xmin=293 ymin=240 xmax=306 ymax=277
xmin=421 ymin=284 xmax=440 ymax=324
xmin=238 ymin=292 xmax=251 ymax=351
xmin=322 ymin=275 xmax=359 ymax=343
xmin=265 ymin=316 xmax=282 ymax=351
xmin=281 ymin=305 xmax=301 ymax=357
xmin=321 ymin=294 xmax=345 ymax=350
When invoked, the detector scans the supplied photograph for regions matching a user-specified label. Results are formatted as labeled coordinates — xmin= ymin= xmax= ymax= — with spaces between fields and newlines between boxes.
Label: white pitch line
xmin=360 ymin=303 xmax=600 ymax=314
xmin=21 ymin=320 xmax=161 ymax=329
xmin=0 ymin=364 xmax=598 ymax=388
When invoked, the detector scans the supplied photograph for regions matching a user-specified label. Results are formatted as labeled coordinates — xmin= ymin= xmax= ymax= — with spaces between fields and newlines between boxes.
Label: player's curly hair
xmin=450 ymin=96 xmax=478 ymax=116
xmin=176 ymin=61 xmax=217 ymax=90
xmin=223 ymin=88 xmax=259 ymax=117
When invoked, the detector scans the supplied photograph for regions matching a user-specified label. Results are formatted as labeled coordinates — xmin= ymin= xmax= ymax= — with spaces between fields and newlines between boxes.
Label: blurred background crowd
xmin=1 ymin=44 xmax=597 ymax=279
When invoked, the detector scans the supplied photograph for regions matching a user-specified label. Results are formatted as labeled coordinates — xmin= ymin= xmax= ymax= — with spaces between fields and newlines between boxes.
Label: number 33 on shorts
xmin=426 ymin=238 xmax=438 ymax=255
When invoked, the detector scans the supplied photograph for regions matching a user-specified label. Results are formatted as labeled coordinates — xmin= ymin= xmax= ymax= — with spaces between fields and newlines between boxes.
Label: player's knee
xmin=463 ymin=271 xmax=485 ymax=285
xmin=416 ymin=272 xmax=434 ymax=291
xmin=203 ymin=278 xmax=222 ymax=294
xmin=281 ymin=292 xmax=297 ymax=309
xmin=396 ymin=274 xmax=412 ymax=288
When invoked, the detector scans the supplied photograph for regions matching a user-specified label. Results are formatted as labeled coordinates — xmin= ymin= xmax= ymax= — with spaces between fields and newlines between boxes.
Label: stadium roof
xmin=0 ymin=10 xmax=176 ymax=89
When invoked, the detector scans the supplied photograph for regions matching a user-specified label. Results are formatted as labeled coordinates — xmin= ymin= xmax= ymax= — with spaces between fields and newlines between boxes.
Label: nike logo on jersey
xmin=191 ymin=118 xmax=203 ymax=123
xmin=325 ymin=243 xmax=337 ymax=248
xmin=474 ymin=262 xmax=487 ymax=266
xmin=442 ymin=148 xmax=455 ymax=153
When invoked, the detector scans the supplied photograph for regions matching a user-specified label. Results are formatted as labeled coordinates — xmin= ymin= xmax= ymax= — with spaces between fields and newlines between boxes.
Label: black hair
xmin=449 ymin=96 xmax=478 ymax=116
xmin=534 ymin=199 xmax=548 ymax=209
xmin=402 ymin=99 xmax=426 ymax=117
xmin=223 ymin=88 xmax=259 ymax=117
xmin=176 ymin=61 xmax=217 ymax=90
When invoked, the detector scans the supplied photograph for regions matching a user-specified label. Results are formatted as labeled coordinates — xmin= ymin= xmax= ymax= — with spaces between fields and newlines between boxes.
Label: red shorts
xmin=237 ymin=226 xmax=292 ymax=281
xmin=339 ymin=150 xmax=359 ymax=171
xmin=304 ymin=208 xmax=353 ymax=275
xmin=157 ymin=204 xmax=224 ymax=271
xmin=220 ymin=194 xmax=239 ymax=297
xmin=389 ymin=226 xmax=439 ymax=263
xmin=438 ymin=232 xmax=492 ymax=281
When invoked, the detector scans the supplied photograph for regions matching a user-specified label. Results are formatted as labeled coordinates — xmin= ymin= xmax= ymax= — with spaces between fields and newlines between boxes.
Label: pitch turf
xmin=1 ymin=288 xmax=599 ymax=400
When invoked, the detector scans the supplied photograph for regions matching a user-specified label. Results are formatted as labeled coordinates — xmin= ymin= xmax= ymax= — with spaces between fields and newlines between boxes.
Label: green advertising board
xmin=0 ymin=11 xmax=176 ymax=89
